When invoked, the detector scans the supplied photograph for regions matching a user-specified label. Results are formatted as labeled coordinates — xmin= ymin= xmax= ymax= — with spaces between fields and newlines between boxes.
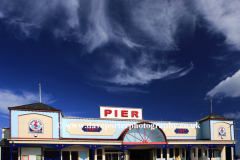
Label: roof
xmin=8 ymin=103 xmax=61 ymax=111
xmin=0 ymin=139 xmax=9 ymax=146
xmin=198 ymin=113 xmax=234 ymax=122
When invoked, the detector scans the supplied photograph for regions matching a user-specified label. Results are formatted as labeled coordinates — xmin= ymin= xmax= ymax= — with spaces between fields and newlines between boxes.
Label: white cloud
xmin=131 ymin=0 xmax=196 ymax=50
xmin=197 ymin=0 xmax=240 ymax=50
xmin=103 ymin=86 xmax=149 ymax=94
xmin=0 ymin=89 xmax=56 ymax=114
xmin=0 ymin=0 xmax=195 ymax=85
xmin=206 ymin=70 xmax=240 ymax=98
xmin=224 ymin=112 xmax=240 ymax=119
xmin=108 ymin=54 xmax=194 ymax=85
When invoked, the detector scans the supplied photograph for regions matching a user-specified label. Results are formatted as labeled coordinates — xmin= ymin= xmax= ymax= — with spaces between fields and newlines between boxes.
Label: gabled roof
xmin=8 ymin=103 xmax=61 ymax=111
xmin=198 ymin=113 xmax=234 ymax=123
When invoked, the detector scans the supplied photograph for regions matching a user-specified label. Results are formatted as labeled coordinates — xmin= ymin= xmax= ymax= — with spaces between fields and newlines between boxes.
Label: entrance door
xmin=129 ymin=150 xmax=151 ymax=160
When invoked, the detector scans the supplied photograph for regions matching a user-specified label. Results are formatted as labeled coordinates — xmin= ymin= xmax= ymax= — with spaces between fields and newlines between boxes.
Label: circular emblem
xmin=29 ymin=119 xmax=43 ymax=133
xmin=218 ymin=126 xmax=226 ymax=136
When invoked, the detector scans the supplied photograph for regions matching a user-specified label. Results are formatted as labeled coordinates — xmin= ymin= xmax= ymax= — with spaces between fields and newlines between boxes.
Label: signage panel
xmin=174 ymin=128 xmax=189 ymax=134
xmin=100 ymin=106 xmax=142 ymax=120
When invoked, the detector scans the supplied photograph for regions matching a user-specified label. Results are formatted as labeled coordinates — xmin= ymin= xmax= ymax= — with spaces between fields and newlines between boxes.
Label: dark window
xmin=198 ymin=149 xmax=202 ymax=158
xmin=204 ymin=150 xmax=208 ymax=157
xmin=213 ymin=149 xmax=221 ymax=158
xmin=175 ymin=148 xmax=179 ymax=157
xmin=157 ymin=149 xmax=161 ymax=158
xmin=163 ymin=149 xmax=166 ymax=158
xmin=62 ymin=151 xmax=70 ymax=160
xmin=182 ymin=148 xmax=185 ymax=157
xmin=97 ymin=149 xmax=102 ymax=160
xmin=169 ymin=148 xmax=173 ymax=158
xmin=89 ymin=149 xmax=92 ymax=160
xmin=71 ymin=151 xmax=78 ymax=160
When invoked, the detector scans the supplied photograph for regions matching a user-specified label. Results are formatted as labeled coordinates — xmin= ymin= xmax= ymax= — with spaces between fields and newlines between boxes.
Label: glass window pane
xmin=157 ymin=149 xmax=161 ymax=158
xmin=169 ymin=148 xmax=173 ymax=158
xmin=198 ymin=149 xmax=202 ymax=158
xmin=175 ymin=148 xmax=179 ymax=157
xmin=163 ymin=149 xmax=166 ymax=158
xmin=71 ymin=151 xmax=78 ymax=160
xmin=97 ymin=149 xmax=102 ymax=160
xmin=112 ymin=154 xmax=118 ymax=160
xmin=213 ymin=150 xmax=221 ymax=158
xmin=62 ymin=151 xmax=70 ymax=160
xmin=182 ymin=148 xmax=185 ymax=157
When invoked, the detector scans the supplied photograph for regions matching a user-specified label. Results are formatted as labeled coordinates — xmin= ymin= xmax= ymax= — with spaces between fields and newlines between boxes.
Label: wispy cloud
xmin=0 ymin=0 xmax=195 ymax=85
xmin=0 ymin=89 xmax=56 ymax=114
xmin=206 ymin=70 xmax=240 ymax=98
xmin=223 ymin=112 xmax=240 ymax=119
xmin=103 ymin=86 xmax=149 ymax=94
xmin=108 ymin=54 xmax=194 ymax=85
xmin=0 ymin=115 xmax=9 ymax=119
xmin=197 ymin=0 xmax=240 ymax=50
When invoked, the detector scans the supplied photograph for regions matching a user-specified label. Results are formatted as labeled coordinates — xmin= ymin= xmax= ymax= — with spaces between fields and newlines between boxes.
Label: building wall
xmin=200 ymin=120 xmax=210 ymax=139
xmin=210 ymin=120 xmax=234 ymax=140
xmin=11 ymin=110 xmax=59 ymax=138
xmin=18 ymin=113 xmax=53 ymax=138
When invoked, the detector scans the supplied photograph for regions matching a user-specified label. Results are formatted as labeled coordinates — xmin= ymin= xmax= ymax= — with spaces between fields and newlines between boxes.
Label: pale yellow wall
xmin=213 ymin=122 xmax=231 ymax=140
xmin=18 ymin=113 xmax=53 ymax=138
xmin=163 ymin=125 xmax=198 ymax=137
xmin=66 ymin=122 xmax=116 ymax=136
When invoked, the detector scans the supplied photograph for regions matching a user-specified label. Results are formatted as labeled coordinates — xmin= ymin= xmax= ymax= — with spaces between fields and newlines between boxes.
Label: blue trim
xmin=123 ymin=145 xmax=166 ymax=149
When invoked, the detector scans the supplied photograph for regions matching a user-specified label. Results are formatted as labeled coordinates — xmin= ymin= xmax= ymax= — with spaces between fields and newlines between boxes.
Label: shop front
xmin=1 ymin=103 xmax=236 ymax=160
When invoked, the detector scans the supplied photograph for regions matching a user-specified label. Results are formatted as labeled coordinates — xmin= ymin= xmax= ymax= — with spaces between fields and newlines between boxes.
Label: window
xmin=182 ymin=148 xmax=185 ymax=158
xmin=97 ymin=149 xmax=102 ymax=160
xmin=192 ymin=148 xmax=195 ymax=157
xmin=62 ymin=151 xmax=70 ymax=160
xmin=198 ymin=149 xmax=202 ymax=158
xmin=213 ymin=149 xmax=221 ymax=158
xmin=175 ymin=148 xmax=179 ymax=157
xmin=204 ymin=149 xmax=208 ymax=157
xmin=71 ymin=151 xmax=78 ymax=160
xmin=169 ymin=148 xmax=173 ymax=158
xmin=163 ymin=149 xmax=166 ymax=158
xmin=157 ymin=148 xmax=161 ymax=158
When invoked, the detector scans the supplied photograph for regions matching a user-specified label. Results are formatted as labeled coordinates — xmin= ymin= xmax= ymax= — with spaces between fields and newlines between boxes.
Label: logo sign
xmin=29 ymin=119 xmax=43 ymax=133
xmin=82 ymin=126 xmax=102 ymax=132
xmin=100 ymin=106 xmax=142 ymax=120
xmin=174 ymin=128 xmax=189 ymax=134
xmin=218 ymin=126 xmax=226 ymax=136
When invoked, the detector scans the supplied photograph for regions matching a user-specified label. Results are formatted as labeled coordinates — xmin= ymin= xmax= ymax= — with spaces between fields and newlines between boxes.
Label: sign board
xmin=29 ymin=119 xmax=43 ymax=133
xmin=100 ymin=106 xmax=142 ymax=120
xmin=82 ymin=126 xmax=102 ymax=132
xmin=22 ymin=155 xmax=29 ymax=160
xmin=219 ymin=126 xmax=226 ymax=136
xmin=174 ymin=128 xmax=189 ymax=134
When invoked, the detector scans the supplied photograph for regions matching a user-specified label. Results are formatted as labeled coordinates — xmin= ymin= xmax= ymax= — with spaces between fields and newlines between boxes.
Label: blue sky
xmin=0 ymin=0 xmax=240 ymax=154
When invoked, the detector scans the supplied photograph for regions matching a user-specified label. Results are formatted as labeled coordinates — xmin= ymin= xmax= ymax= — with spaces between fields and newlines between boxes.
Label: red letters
xmin=131 ymin=111 xmax=139 ymax=118
xmin=115 ymin=110 xmax=118 ymax=117
xmin=105 ymin=109 xmax=112 ymax=116
xmin=121 ymin=110 xmax=128 ymax=117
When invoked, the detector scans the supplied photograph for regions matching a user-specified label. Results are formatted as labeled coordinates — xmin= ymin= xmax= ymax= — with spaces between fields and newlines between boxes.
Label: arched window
xmin=122 ymin=123 xmax=167 ymax=145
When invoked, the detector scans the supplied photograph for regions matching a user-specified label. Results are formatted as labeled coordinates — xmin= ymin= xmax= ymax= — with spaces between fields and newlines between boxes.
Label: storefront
xmin=2 ymin=103 xmax=236 ymax=160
